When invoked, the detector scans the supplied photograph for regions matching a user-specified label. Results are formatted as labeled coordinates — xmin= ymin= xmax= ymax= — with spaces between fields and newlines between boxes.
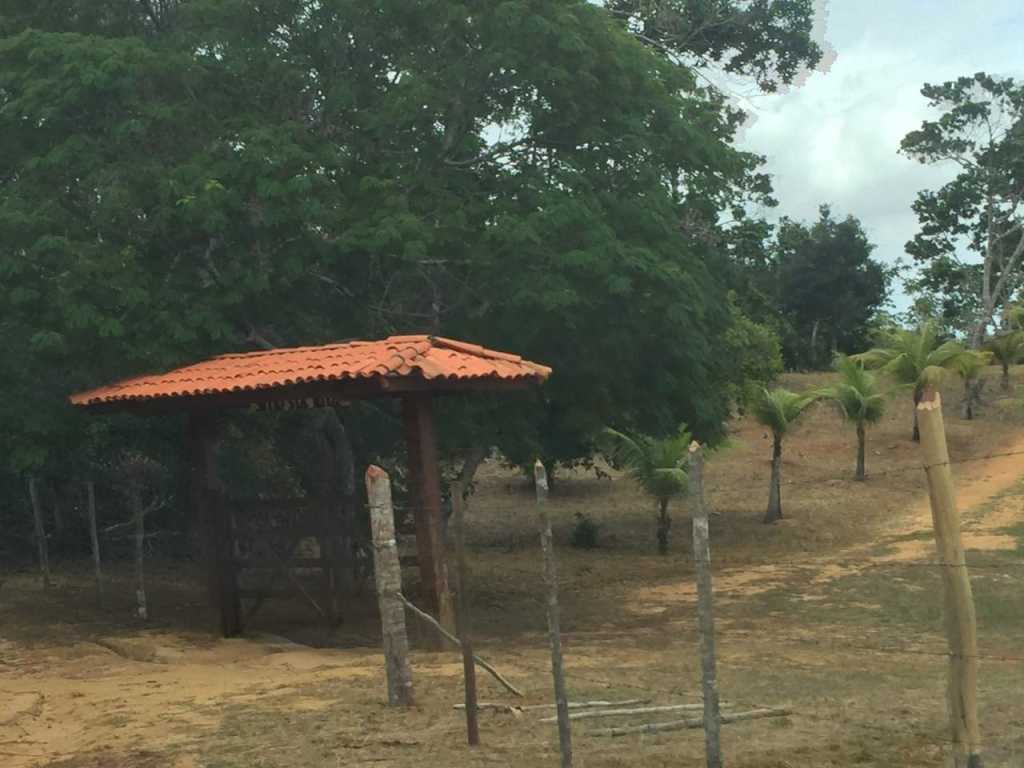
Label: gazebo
xmin=70 ymin=335 xmax=551 ymax=636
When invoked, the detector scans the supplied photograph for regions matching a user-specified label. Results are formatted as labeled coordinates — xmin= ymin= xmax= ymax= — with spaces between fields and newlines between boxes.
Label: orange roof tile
xmin=70 ymin=335 xmax=551 ymax=406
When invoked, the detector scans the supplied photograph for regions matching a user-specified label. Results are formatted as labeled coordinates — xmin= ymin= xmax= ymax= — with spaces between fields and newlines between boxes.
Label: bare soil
xmin=3 ymin=370 xmax=1024 ymax=767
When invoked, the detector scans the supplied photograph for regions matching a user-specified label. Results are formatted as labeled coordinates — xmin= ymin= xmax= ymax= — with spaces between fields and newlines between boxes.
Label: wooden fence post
xmin=86 ymin=480 xmax=103 ymax=606
xmin=131 ymin=486 xmax=149 ymax=621
xmin=366 ymin=465 xmax=415 ymax=706
xmin=917 ymin=388 xmax=983 ymax=768
xmin=534 ymin=460 xmax=573 ymax=768
xmin=28 ymin=478 xmax=51 ymax=590
xmin=689 ymin=442 xmax=722 ymax=768
xmin=451 ymin=490 xmax=480 ymax=745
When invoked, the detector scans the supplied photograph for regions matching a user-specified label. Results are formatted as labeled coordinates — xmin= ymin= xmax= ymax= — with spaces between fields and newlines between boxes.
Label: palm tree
xmin=817 ymin=355 xmax=886 ymax=480
xmin=985 ymin=332 xmax=1024 ymax=391
xmin=600 ymin=425 xmax=690 ymax=554
xmin=852 ymin=322 xmax=976 ymax=441
xmin=954 ymin=350 xmax=992 ymax=420
xmin=751 ymin=388 xmax=816 ymax=524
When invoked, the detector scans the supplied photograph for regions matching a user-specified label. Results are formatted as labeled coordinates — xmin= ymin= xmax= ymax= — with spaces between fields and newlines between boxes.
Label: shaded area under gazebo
xmin=70 ymin=335 xmax=550 ymax=637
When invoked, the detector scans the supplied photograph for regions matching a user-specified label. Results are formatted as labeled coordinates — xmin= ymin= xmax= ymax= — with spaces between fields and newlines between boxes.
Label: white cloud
xmin=733 ymin=0 xmax=1024 ymax=309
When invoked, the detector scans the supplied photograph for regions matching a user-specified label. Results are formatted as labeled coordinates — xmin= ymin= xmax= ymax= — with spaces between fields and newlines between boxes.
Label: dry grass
xmin=3 ymin=368 xmax=1024 ymax=767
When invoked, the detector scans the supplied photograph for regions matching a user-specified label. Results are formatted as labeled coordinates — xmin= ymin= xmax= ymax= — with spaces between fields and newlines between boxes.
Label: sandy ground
xmin=3 ymin=370 xmax=1024 ymax=767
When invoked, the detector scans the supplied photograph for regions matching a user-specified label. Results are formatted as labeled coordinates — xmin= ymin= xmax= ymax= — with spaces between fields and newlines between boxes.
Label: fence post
xmin=28 ymin=478 xmax=51 ymax=590
xmin=452 ymin=490 xmax=480 ymax=745
xmin=917 ymin=388 xmax=983 ymax=768
xmin=86 ymin=480 xmax=103 ymax=606
xmin=534 ymin=460 xmax=573 ymax=768
xmin=131 ymin=486 xmax=149 ymax=621
xmin=366 ymin=465 xmax=415 ymax=706
xmin=689 ymin=442 xmax=722 ymax=768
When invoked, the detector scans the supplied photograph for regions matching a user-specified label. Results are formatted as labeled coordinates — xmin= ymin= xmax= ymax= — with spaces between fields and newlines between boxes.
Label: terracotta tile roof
xmin=70 ymin=335 xmax=551 ymax=406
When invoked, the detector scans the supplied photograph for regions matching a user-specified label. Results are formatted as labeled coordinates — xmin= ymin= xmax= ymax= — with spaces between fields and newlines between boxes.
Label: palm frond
xmin=598 ymin=425 xmax=690 ymax=502
xmin=751 ymin=388 xmax=816 ymax=436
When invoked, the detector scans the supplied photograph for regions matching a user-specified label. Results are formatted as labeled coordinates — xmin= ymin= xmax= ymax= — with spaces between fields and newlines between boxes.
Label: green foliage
xmin=817 ymin=355 xmax=886 ymax=427
xmin=986 ymin=332 xmax=1024 ymax=370
xmin=774 ymin=206 xmax=894 ymax=369
xmin=569 ymin=512 xmax=601 ymax=550
xmin=607 ymin=0 xmax=823 ymax=92
xmin=599 ymin=426 xmax=690 ymax=504
xmin=852 ymin=322 xmax=976 ymax=396
xmin=722 ymin=293 xmax=784 ymax=407
xmin=750 ymin=388 xmax=816 ymax=438
xmin=902 ymin=72 xmax=1024 ymax=341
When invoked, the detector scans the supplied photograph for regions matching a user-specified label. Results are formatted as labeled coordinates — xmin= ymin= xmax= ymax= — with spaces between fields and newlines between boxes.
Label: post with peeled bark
xmin=689 ymin=442 xmax=722 ymax=768
xmin=86 ymin=480 xmax=103 ymax=606
xmin=917 ymin=388 xmax=983 ymax=768
xmin=451 ymin=490 xmax=480 ymax=745
xmin=28 ymin=478 xmax=51 ymax=590
xmin=534 ymin=460 xmax=572 ymax=768
xmin=366 ymin=465 xmax=415 ymax=706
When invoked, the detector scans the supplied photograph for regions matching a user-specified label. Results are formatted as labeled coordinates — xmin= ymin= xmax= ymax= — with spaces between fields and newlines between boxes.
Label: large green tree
xmin=902 ymin=72 xmax=1024 ymax=348
xmin=774 ymin=206 xmax=893 ymax=369
xmin=0 ymin=0 xmax=807 ymax=531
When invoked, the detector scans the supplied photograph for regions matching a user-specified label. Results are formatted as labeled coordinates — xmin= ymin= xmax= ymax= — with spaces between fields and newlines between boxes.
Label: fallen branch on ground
xmin=541 ymin=702 xmax=733 ymax=723
xmin=396 ymin=591 xmax=524 ymax=697
xmin=456 ymin=699 xmax=650 ymax=712
xmin=589 ymin=707 xmax=792 ymax=737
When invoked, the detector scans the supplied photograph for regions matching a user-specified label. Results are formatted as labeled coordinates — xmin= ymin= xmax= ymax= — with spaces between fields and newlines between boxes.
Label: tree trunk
xmin=855 ymin=422 xmax=866 ymax=481
xmin=809 ymin=319 xmax=820 ymax=369
xmin=961 ymin=379 xmax=974 ymax=420
xmin=1002 ymin=362 xmax=1010 ymax=392
xmin=912 ymin=388 xmax=922 ymax=442
xmin=86 ymin=480 xmax=103 ymax=606
xmin=763 ymin=434 xmax=783 ymax=523
xmin=656 ymin=498 xmax=671 ymax=555
xmin=28 ymin=478 xmax=51 ymax=589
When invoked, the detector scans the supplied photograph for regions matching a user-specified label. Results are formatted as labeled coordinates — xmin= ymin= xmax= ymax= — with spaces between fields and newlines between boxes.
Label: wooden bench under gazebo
xmin=70 ymin=335 xmax=550 ymax=637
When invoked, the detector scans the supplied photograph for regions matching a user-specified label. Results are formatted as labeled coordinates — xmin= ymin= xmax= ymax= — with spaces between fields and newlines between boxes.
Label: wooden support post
xmin=917 ymin=388 xmax=983 ymax=768
xmin=366 ymin=465 xmax=415 ymax=706
xmin=534 ymin=460 xmax=572 ymax=768
xmin=451 ymin=490 xmax=480 ymax=745
xmin=28 ymin=478 xmax=51 ymax=590
xmin=86 ymin=480 xmax=103 ymax=606
xmin=187 ymin=414 xmax=241 ymax=637
xmin=131 ymin=486 xmax=149 ymax=621
xmin=689 ymin=442 xmax=722 ymax=768
xmin=401 ymin=393 xmax=455 ymax=635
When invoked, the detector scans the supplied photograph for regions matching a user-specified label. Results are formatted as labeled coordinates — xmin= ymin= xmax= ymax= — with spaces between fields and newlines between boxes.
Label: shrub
xmin=569 ymin=512 xmax=600 ymax=549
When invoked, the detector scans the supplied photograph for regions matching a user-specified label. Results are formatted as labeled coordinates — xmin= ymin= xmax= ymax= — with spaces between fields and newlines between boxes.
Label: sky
xmin=732 ymin=0 xmax=1024 ymax=310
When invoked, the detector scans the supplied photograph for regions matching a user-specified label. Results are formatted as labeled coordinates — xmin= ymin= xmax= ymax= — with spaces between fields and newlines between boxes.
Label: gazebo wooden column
xmin=187 ymin=413 xmax=242 ymax=637
xmin=401 ymin=392 xmax=456 ymax=633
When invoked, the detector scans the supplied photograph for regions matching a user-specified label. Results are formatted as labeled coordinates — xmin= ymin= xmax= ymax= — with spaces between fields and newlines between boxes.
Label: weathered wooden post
xmin=917 ymin=388 xmax=983 ymax=768
xmin=86 ymin=480 xmax=103 ymax=606
xmin=689 ymin=442 xmax=722 ymax=768
xmin=534 ymin=459 xmax=572 ymax=768
xmin=366 ymin=465 xmax=415 ymax=706
xmin=28 ymin=478 xmax=51 ymax=590
xmin=451 ymin=490 xmax=480 ymax=745
xmin=130 ymin=486 xmax=149 ymax=621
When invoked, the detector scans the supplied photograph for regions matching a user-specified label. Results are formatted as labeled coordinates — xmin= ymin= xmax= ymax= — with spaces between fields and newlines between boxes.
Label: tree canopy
xmin=0 ymin=0 xmax=827 ymax=524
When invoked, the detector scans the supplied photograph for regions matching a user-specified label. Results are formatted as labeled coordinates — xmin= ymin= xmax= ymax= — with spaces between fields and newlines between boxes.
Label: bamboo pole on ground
xmin=451 ymin=489 xmax=480 ymax=745
xmin=366 ymin=465 xmax=415 ymax=706
xmin=28 ymin=478 xmax=51 ymax=590
xmin=86 ymin=480 xmax=103 ymax=606
xmin=689 ymin=441 xmax=722 ymax=768
xmin=534 ymin=459 xmax=572 ymax=768
xmin=917 ymin=387 xmax=983 ymax=768
xmin=589 ymin=707 xmax=792 ymax=738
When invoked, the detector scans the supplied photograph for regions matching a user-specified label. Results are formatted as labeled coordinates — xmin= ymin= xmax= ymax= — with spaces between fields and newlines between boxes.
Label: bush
xmin=569 ymin=512 xmax=600 ymax=549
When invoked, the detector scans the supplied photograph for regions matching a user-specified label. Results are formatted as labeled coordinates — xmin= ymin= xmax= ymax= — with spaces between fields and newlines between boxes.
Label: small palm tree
xmin=986 ymin=332 xmax=1024 ymax=391
xmin=751 ymin=388 xmax=816 ymax=524
xmin=817 ymin=355 xmax=886 ymax=481
xmin=852 ymin=322 xmax=976 ymax=441
xmin=599 ymin=425 xmax=690 ymax=554
xmin=954 ymin=350 xmax=992 ymax=420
